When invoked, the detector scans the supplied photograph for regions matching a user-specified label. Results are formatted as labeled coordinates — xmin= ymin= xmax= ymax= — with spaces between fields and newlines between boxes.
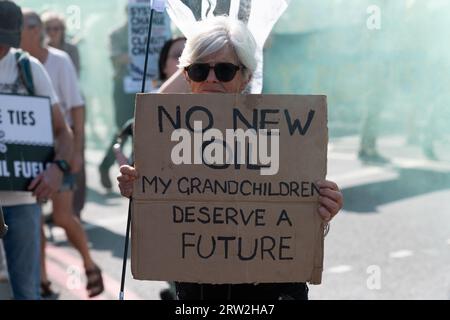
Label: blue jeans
xmin=2 ymin=204 xmax=41 ymax=300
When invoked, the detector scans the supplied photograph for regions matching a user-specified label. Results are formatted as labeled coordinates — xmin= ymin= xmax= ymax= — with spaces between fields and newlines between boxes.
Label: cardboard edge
xmin=309 ymin=220 xmax=324 ymax=285
xmin=131 ymin=93 xmax=328 ymax=283
xmin=130 ymin=200 xmax=139 ymax=279
xmin=309 ymin=95 xmax=327 ymax=285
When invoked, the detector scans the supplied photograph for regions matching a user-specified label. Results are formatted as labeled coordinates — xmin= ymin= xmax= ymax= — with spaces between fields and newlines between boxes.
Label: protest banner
xmin=125 ymin=0 xmax=171 ymax=93
xmin=0 ymin=94 xmax=54 ymax=191
xmin=131 ymin=93 xmax=328 ymax=284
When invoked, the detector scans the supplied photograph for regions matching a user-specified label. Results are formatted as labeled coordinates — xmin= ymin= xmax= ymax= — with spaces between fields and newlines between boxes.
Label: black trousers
xmin=175 ymin=282 xmax=308 ymax=300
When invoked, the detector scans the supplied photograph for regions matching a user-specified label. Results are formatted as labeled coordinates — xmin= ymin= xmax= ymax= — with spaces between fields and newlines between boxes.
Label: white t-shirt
xmin=44 ymin=47 xmax=84 ymax=126
xmin=0 ymin=48 xmax=59 ymax=207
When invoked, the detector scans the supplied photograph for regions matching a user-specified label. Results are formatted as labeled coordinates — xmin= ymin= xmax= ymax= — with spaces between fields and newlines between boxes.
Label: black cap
xmin=0 ymin=1 xmax=23 ymax=48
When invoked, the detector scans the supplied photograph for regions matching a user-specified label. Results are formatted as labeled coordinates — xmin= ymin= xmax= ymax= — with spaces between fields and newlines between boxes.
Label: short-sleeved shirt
xmin=44 ymin=47 xmax=84 ymax=127
xmin=0 ymin=48 xmax=59 ymax=207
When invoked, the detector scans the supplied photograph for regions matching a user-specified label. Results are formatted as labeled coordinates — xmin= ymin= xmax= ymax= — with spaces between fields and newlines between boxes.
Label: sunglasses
xmin=185 ymin=63 xmax=243 ymax=82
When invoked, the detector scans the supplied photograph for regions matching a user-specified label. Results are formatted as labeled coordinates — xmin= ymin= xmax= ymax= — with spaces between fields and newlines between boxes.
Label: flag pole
xmin=119 ymin=1 xmax=156 ymax=300
xmin=141 ymin=8 xmax=155 ymax=93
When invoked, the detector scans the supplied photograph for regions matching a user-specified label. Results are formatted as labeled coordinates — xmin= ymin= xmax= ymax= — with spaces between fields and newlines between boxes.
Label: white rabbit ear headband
xmin=164 ymin=0 xmax=291 ymax=93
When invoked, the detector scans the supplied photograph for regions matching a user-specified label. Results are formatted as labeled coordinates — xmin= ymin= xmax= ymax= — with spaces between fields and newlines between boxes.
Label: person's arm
xmin=70 ymin=105 xmax=85 ymax=173
xmin=51 ymin=102 xmax=73 ymax=162
xmin=28 ymin=103 xmax=74 ymax=201
xmin=113 ymin=119 xmax=134 ymax=166
xmin=27 ymin=57 xmax=74 ymax=201
xmin=58 ymin=52 xmax=85 ymax=173
xmin=158 ymin=68 xmax=191 ymax=93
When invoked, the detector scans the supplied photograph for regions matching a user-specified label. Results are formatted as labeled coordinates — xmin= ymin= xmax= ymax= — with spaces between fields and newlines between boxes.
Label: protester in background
xmin=98 ymin=13 xmax=135 ymax=191
xmin=357 ymin=38 xmax=390 ymax=164
xmin=41 ymin=11 xmax=80 ymax=76
xmin=21 ymin=9 xmax=103 ymax=299
xmin=42 ymin=11 xmax=86 ymax=216
xmin=117 ymin=16 xmax=343 ymax=300
xmin=112 ymin=37 xmax=186 ymax=167
xmin=358 ymin=0 xmax=397 ymax=165
xmin=156 ymin=37 xmax=187 ymax=87
xmin=0 ymin=0 xmax=73 ymax=300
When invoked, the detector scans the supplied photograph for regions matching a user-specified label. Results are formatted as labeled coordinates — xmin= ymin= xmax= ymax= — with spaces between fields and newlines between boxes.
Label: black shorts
xmin=175 ymin=282 xmax=309 ymax=300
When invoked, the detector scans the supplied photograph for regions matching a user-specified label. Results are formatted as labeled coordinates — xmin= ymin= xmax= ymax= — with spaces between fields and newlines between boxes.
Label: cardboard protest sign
xmin=0 ymin=94 xmax=54 ymax=191
xmin=132 ymin=93 xmax=327 ymax=284
xmin=126 ymin=0 xmax=171 ymax=93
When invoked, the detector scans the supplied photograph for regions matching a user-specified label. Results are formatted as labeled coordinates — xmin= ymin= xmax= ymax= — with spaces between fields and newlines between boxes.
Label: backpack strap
xmin=14 ymin=49 xmax=35 ymax=96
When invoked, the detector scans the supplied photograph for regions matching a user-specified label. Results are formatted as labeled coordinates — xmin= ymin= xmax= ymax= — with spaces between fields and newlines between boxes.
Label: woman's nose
xmin=205 ymin=67 xmax=218 ymax=82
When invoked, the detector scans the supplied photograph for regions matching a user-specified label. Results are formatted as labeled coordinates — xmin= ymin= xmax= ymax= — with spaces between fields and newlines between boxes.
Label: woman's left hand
xmin=316 ymin=180 xmax=343 ymax=222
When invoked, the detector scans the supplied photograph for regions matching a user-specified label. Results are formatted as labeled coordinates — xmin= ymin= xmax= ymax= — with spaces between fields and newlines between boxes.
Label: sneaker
xmin=99 ymin=166 xmax=112 ymax=190
xmin=358 ymin=149 xmax=390 ymax=164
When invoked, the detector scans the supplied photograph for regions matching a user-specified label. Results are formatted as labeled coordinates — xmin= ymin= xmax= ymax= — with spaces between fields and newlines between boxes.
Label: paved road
xmin=1 ymin=135 xmax=449 ymax=300
xmin=312 ymin=136 xmax=450 ymax=300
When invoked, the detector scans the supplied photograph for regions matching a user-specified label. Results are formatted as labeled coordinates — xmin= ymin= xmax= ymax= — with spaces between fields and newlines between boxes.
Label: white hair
xmin=178 ymin=16 xmax=257 ymax=79
xmin=41 ymin=11 xmax=66 ymax=28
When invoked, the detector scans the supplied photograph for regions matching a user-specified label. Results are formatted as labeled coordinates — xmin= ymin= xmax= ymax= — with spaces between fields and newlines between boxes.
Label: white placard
xmin=127 ymin=0 xmax=172 ymax=93
xmin=0 ymin=94 xmax=54 ymax=146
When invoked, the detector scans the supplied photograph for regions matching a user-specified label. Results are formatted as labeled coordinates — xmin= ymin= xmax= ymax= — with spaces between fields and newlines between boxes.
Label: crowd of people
xmin=0 ymin=0 xmax=197 ymax=300
xmin=0 ymin=1 xmax=104 ymax=300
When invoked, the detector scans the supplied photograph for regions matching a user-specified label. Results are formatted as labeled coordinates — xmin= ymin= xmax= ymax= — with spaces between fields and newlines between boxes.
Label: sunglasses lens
xmin=187 ymin=64 xmax=210 ymax=82
xmin=215 ymin=63 xmax=238 ymax=82
xmin=187 ymin=63 xmax=240 ymax=82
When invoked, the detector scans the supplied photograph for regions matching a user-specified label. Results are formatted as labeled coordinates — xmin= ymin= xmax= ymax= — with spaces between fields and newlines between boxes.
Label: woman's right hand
xmin=117 ymin=165 xmax=138 ymax=198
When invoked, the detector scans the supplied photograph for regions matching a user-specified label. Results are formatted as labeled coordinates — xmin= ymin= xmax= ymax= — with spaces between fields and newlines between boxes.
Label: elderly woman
xmin=118 ymin=16 xmax=343 ymax=300
xmin=41 ymin=11 xmax=80 ymax=75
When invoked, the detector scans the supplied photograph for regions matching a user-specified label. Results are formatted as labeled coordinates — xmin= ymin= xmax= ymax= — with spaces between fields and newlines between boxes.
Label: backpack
xmin=14 ymin=49 xmax=35 ymax=96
